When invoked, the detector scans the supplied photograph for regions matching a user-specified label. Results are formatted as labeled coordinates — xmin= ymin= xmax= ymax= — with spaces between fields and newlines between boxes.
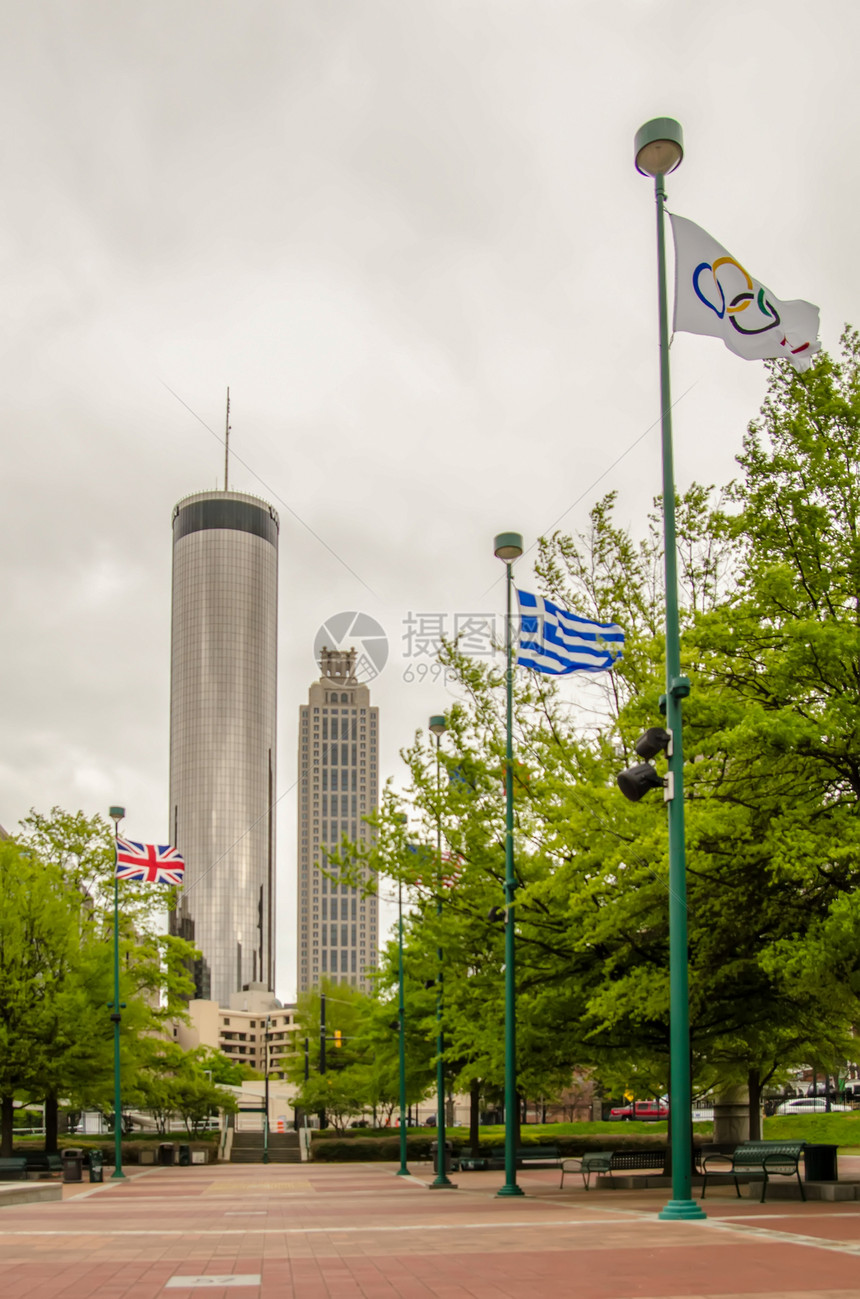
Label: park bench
xmin=0 ymin=1157 xmax=29 ymax=1181
xmin=24 ymin=1152 xmax=63 ymax=1178
xmin=701 ymin=1140 xmax=806 ymax=1203
xmin=560 ymin=1149 xmax=666 ymax=1190
xmin=485 ymin=1145 xmax=562 ymax=1171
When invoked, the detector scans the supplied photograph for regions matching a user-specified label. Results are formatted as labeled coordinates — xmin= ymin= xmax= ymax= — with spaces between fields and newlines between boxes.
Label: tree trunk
xmin=748 ymin=1069 xmax=762 ymax=1140
xmin=44 ymin=1094 xmax=59 ymax=1154
xmin=469 ymin=1079 xmax=480 ymax=1157
xmin=714 ymin=1085 xmax=749 ymax=1145
xmin=1 ymin=1094 xmax=13 ymax=1157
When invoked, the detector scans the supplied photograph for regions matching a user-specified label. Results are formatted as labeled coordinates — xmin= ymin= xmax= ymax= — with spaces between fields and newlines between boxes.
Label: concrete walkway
xmin=3 ymin=1158 xmax=860 ymax=1297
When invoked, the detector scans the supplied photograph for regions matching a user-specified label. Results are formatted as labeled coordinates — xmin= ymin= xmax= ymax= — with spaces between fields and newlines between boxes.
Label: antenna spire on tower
xmin=224 ymin=388 xmax=231 ymax=492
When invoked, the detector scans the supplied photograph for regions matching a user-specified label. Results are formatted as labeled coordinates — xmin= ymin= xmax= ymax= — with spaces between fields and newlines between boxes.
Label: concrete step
xmin=229 ymin=1148 xmax=302 ymax=1164
xmin=229 ymin=1132 xmax=302 ymax=1164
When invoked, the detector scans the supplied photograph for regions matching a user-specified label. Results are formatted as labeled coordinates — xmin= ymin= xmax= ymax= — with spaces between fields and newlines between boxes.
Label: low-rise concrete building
xmin=175 ymin=983 xmax=299 ymax=1078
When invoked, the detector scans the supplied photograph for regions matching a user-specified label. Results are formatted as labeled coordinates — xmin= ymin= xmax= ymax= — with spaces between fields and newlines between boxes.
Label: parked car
xmin=423 ymin=1116 xmax=437 ymax=1126
xmin=774 ymin=1097 xmax=852 ymax=1116
xmin=608 ymin=1100 xmax=669 ymax=1121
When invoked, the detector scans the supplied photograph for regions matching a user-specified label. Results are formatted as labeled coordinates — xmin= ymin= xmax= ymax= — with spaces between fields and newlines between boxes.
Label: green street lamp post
xmin=494 ymin=532 xmax=525 ymax=1198
xmin=634 ymin=116 xmax=706 ymax=1222
xmin=429 ymin=714 xmax=455 ymax=1189
xmin=396 ymin=874 xmax=409 ymax=1177
xmin=108 ymin=805 xmax=126 ymax=1180
xmin=262 ymin=1014 xmax=270 ymax=1164
xmin=392 ymin=812 xmax=410 ymax=1176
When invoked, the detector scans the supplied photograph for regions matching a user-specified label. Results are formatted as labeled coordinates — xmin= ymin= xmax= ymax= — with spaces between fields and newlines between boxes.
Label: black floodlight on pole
xmin=617 ymin=729 xmax=673 ymax=801
xmin=635 ymin=728 xmax=673 ymax=761
xmin=617 ymin=763 xmax=667 ymax=803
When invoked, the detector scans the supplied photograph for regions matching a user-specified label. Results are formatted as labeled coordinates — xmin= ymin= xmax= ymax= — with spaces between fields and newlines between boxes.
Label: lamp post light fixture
xmin=634 ymin=116 xmax=706 ymax=1222
xmin=108 ymin=805 xmax=126 ymax=1180
xmin=428 ymin=714 xmax=456 ymax=1189
xmin=493 ymin=531 xmax=525 ymax=1198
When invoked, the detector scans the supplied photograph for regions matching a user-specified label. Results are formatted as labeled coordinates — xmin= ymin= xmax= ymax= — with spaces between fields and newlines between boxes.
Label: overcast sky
xmin=1 ymin=2 xmax=857 ymax=1002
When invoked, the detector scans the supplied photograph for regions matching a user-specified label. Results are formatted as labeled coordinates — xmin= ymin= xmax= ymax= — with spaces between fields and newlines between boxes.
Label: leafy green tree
xmin=350 ymin=340 xmax=860 ymax=1135
xmin=196 ymin=1046 xmax=262 ymax=1085
xmin=0 ymin=840 xmax=79 ymax=1155
xmin=293 ymin=1072 xmax=365 ymax=1132
xmin=4 ymin=808 xmax=198 ymax=1151
xmin=285 ymin=979 xmax=433 ymax=1127
xmin=133 ymin=1042 xmax=238 ymax=1134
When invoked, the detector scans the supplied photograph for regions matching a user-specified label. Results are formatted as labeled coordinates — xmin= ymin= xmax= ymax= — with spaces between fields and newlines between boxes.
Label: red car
xmin=609 ymin=1100 xmax=669 ymax=1121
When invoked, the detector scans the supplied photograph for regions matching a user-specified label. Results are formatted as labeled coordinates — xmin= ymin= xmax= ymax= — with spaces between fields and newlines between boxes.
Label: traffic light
xmin=333 ymin=1029 xmax=342 ymax=1049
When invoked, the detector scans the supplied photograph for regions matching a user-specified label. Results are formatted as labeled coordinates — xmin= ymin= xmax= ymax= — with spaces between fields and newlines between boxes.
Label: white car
xmin=773 ymin=1097 xmax=851 ymax=1116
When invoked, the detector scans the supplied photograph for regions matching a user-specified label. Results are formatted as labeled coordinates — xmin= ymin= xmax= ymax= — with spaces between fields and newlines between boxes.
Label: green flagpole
xmin=493 ymin=532 xmax=524 ymax=1199
xmin=429 ymin=716 xmax=455 ymax=1189
xmin=396 ymin=875 xmax=409 ymax=1177
xmin=109 ymin=806 xmax=126 ymax=1180
xmin=634 ymin=118 xmax=706 ymax=1222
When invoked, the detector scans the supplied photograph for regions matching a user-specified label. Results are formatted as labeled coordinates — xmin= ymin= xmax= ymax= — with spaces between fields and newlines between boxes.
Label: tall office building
xmin=297 ymin=648 xmax=378 ymax=991
xmin=169 ymin=490 xmax=279 ymax=1006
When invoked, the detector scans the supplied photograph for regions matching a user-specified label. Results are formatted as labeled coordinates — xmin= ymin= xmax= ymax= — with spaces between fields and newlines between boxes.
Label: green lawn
xmin=763 ymin=1113 xmax=860 ymax=1145
xmin=434 ymin=1113 xmax=860 ymax=1147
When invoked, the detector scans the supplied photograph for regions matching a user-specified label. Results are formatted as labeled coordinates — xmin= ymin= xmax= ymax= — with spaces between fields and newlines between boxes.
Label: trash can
xmin=804 ymin=1144 xmax=838 ymax=1181
xmin=178 ymin=1144 xmax=191 ymax=1167
xmin=88 ymin=1150 xmax=104 ymax=1184
xmin=158 ymin=1142 xmax=175 ymax=1167
xmin=430 ymin=1140 xmax=454 ymax=1175
xmin=62 ymin=1151 xmax=83 ymax=1183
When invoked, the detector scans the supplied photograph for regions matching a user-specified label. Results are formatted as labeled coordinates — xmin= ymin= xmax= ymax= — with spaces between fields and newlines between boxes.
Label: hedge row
xmin=12 ymin=1140 xmax=216 ymax=1164
xmin=312 ymin=1136 xmax=436 ymax=1162
xmin=310 ymin=1132 xmax=699 ymax=1162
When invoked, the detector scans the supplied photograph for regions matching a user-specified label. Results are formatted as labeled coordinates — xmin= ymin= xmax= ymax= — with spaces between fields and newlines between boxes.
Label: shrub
xmin=311 ymin=1136 xmax=435 ymax=1162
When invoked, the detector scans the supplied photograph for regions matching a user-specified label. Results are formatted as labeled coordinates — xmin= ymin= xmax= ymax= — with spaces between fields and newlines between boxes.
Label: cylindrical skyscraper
xmin=169 ymin=490 xmax=279 ymax=1006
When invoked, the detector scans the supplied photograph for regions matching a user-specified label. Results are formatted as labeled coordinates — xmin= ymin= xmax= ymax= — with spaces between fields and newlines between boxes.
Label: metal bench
xmin=0 ymin=1157 xmax=29 ymax=1182
xmin=560 ymin=1149 xmax=666 ymax=1190
xmin=485 ymin=1144 xmax=562 ymax=1170
xmin=701 ymin=1140 xmax=806 ymax=1203
xmin=24 ymin=1153 xmax=63 ymax=1178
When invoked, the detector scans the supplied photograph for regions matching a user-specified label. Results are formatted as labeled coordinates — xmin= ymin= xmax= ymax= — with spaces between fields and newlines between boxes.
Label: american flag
xmin=115 ymin=838 xmax=185 ymax=886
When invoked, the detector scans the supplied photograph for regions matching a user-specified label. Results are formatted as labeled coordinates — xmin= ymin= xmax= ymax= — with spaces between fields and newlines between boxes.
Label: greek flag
xmin=516 ymin=590 xmax=624 ymax=676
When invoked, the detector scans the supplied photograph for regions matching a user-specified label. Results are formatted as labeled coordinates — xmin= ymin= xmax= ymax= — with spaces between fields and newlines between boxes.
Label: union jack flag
xmin=115 ymin=838 xmax=185 ymax=886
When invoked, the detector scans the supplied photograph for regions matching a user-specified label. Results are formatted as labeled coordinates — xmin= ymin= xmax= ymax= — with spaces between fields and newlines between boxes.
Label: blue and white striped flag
xmin=516 ymin=590 xmax=624 ymax=676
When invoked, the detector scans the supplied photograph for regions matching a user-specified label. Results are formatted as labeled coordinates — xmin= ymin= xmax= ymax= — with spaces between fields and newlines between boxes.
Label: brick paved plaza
xmin=3 ymin=1159 xmax=860 ymax=1298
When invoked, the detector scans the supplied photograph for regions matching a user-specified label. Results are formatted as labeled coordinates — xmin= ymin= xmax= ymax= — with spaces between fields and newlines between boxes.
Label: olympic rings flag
xmin=670 ymin=213 xmax=820 ymax=371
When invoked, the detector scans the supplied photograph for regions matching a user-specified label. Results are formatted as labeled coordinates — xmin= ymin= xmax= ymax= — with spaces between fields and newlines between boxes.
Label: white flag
xmin=670 ymin=213 xmax=820 ymax=372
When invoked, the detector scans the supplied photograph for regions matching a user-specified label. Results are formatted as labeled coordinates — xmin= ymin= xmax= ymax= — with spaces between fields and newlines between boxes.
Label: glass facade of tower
xmin=297 ymin=650 xmax=378 ymax=991
xmin=169 ymin=489 xmax=278 ymax=1006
